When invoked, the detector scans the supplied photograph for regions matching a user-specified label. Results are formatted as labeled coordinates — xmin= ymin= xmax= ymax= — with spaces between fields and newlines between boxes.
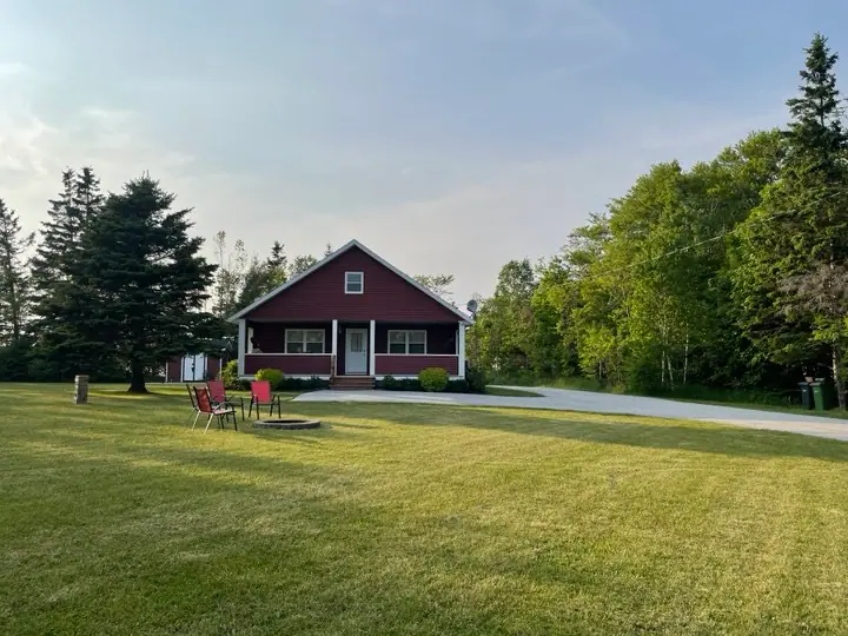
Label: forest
xmin=466 ymin=33 xmax=848 ymax=407
xmin=1 ymin=33 xmax=847 ymax=405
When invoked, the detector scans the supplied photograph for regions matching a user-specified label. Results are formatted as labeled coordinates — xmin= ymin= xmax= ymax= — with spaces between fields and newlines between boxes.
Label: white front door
xmin=345 ymin=329 xmax=368 ymax=375
xmin=182 ymin=354 xmax=206 ymax=381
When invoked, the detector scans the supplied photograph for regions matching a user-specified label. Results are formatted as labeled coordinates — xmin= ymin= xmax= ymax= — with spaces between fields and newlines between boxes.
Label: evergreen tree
xmin=267 ymin=241 xmax=288 ymax=272
xmin=76 ymin=175 xmax=217 ymax=393
xmin=289 ymin=254 xmax=318 ymax=277
xmin=0 ymin=199 xmax=34 ymax=344
xmin=734 ymin=33 xmax=848 ymax=406
xmin=29 ymin=167 xmax=106 ymax=379
xmin=264 ymin=241 xmax=288 ymax=289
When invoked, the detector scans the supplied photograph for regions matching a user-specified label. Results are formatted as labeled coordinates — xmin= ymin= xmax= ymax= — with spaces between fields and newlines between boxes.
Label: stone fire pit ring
xmin=253 ymin=419 xmax=321 ymax=431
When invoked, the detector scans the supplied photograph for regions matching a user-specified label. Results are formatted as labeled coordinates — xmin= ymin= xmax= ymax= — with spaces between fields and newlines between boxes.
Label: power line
xmin=583 ymin=188 xmax=848 ymax=280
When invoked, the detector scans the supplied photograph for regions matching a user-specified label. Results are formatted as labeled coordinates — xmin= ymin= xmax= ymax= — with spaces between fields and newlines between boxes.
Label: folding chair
xmin=186 ymin=384 xmax=202 ymax=428
xmin=193 ymin=387 xmax=236 ymax=433
xmin=207 ymin=379 xmax=245 ymax=424
xmin=249 ymin=380 xmax=282 ymax=418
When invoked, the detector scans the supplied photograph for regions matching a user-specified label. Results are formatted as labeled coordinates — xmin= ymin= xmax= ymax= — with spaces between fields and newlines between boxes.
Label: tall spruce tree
xmin=29 ymin=168 xmax=106 ymax=379
xmin=734 ymin=33 xmax=848 ymax=406
xmin=0 ymin=199 xmax=34 ymax=345
xmin=76 ymin=175 xmax=217 ymax=393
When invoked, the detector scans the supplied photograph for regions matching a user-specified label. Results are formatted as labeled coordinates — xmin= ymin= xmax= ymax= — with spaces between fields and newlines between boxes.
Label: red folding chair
xmin=193 ymin=387 xmax=236 ymax=433
xmin=207 ymin=379 xmax=245 ymax=422
xmin=186 ymin=384 xmax=202 ymax=428
xmin=249 ymin=380 xmax=282 ymax=418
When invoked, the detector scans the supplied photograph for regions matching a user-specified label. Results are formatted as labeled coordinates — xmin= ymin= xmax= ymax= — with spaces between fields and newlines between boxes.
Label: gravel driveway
xmin=293 ymin=386 xmax=848 ymax=442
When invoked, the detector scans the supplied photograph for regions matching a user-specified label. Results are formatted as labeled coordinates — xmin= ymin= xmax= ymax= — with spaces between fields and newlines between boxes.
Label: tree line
xmin=0 ymin=173 xmax=456 ymax=391
xmin=468 ymin=34 xmax=848 ymax=407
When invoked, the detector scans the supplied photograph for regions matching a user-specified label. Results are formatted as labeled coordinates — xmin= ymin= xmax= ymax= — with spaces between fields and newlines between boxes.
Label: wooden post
xmin=74 ymin=375 xmax=89 ymax=405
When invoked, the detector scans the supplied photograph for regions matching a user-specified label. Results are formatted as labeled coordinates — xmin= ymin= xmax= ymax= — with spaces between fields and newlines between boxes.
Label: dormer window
xmin=345 ymin=271 xmax=364 ymax=294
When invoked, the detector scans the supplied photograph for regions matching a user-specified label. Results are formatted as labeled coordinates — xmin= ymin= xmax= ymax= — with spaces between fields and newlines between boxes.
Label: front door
xmin=345 ymin=329 xmax=368 ymax=375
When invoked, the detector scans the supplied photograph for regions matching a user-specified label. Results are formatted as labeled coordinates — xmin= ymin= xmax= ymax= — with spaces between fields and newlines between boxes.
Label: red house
xmin=229 ymin=240 xmax=471 ymax=388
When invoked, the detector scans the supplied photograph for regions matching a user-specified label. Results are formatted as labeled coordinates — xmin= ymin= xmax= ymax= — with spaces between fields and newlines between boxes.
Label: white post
xmin=369 ymin=320 xmax=376 ymax=376
xmin=458 ymin=322 xmax=466 ymax=379
xmin=238 ymin=319 xmax=246 ymax=378
xmin=247 ymin=327 xmax=254 ymax=353
xmin=332 ymin=319 xmax=338 ymax=357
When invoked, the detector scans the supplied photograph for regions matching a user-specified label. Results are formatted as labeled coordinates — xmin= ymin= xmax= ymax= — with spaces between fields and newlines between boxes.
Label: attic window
xmin=345 ymin=271 xmax=364 ymax=294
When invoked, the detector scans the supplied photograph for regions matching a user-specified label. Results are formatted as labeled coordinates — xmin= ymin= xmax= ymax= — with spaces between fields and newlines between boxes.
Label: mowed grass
xmin=3 ymin=385 xmax=848 ymax=635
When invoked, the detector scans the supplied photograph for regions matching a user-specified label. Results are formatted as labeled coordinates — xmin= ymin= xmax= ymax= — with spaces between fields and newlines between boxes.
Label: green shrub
xmin=255 ymin=368 xmax=284 ymax=389
xmin=465 ymin=367 xmax=487 ymax=393
xmin=446 ymin=379 xmax=470 ymax=393
xmin=376 ymin=377 xmax=421 ymax=391
xmin=277 ymin=376 xmax=330 ymax=391
xmin=419 ymin=367 xmax=449 ymax=392
xmin=221 ymin=360 xmax=239 ymax=389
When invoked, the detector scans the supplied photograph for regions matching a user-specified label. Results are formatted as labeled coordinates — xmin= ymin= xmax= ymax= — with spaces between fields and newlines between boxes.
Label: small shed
xmin=165 ymin=353 xmax=221 ymax=383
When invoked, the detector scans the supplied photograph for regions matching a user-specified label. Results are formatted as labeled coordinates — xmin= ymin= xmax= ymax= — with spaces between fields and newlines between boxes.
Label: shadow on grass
xmin=288 ymin=402 xmax=848 ymax=463
xmin=1 ymin=426 xmax=612 ymax=636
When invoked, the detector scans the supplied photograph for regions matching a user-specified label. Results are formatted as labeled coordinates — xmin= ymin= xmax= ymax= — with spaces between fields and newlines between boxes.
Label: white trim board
xmin=228 ymin=239 xmax=472 ymax=324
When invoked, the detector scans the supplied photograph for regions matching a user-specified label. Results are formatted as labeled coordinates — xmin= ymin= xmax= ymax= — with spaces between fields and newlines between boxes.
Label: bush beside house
xmin=376 ymin=367 xmax=487 ymax=394
xmin=419 ymin=367 xmax=449 ymax=392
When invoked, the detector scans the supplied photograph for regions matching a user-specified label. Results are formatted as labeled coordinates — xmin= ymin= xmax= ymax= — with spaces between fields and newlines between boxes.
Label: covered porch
xmin=239 ymin=319 xmax=466 ymax=379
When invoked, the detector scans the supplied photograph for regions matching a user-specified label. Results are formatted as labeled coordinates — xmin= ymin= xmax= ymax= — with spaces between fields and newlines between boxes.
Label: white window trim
xmin=284 ymin=329 xmax=326 ymax=355
xmin=387 ymin=329 xmax=427 ymax=355
xmin=345 ymin=271 xmax=364 ymax=295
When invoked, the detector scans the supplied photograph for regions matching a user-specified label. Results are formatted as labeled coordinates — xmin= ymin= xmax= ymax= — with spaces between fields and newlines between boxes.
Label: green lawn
xmin=485 ymin=386 xmax=543 ymax=398
xmin=3 ymin=384 xmax=848 ymax=635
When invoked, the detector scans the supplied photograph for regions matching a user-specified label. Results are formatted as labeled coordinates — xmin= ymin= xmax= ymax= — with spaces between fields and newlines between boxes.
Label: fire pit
xmin=253 ymin=419 xmax=321 ymax=430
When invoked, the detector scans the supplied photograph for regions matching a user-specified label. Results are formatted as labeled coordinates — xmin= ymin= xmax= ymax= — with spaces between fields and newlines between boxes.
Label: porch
xmin=239 ymin=319 xmax=466 ymax=379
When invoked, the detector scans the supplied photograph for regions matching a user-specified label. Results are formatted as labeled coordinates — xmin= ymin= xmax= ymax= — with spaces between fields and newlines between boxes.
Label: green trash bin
xmin=810 ymin=382 xmax=829 ymax=411
xmin=798 ymin=382 xmax=813 ymax=410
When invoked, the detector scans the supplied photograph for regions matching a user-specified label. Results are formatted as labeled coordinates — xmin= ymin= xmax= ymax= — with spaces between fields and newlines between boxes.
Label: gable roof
xmin=228 ymin=239 xmax=471 ymax=324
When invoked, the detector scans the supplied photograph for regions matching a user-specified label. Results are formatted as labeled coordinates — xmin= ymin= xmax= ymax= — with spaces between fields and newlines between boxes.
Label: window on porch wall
xmin=285 ymin=329 xmax=325 ymax=354
xmin=388 ymin=330 xmax=426 ymax=355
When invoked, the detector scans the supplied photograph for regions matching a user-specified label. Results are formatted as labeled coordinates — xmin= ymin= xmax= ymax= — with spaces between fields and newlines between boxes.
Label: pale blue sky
xmin=1 ymin=0 xmax=846 ymax=301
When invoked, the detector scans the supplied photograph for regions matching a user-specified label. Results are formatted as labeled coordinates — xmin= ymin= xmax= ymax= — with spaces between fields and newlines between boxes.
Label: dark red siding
xmin=166 ymin=358 xmax=181 ymax=382
xmin=375 ymin=355 xmax=459 ymax=376
xmin=244 ymin=354 xmax=331 ymax=376
xmin=207 ymin=356 xmax=221 ymax=379
xmin=247 ymin=246 xmax=462 ymax=322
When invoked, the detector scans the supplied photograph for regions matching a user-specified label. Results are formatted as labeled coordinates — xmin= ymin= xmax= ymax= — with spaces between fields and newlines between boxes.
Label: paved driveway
xmin=293 ymin=386 xmax=848 ymax=442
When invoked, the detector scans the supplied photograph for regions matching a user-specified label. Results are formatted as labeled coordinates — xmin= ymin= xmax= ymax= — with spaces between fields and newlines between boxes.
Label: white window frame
xmin=285 ymin=329 xmax=326 ymax=354
xmin=345 ymin=271 xmax=364 ymax=295
xmin=387 ymin=330 xmax=427 ymax=355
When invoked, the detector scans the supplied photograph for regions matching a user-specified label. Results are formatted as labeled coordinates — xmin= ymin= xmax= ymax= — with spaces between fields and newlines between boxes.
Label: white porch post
xmin=458 ymin=322 xmax=466 ymax=379
xmin=369 ymin=320 xmax=376 ymax=376
xmin=332 ymin=319 xmax=338 ymax=376
xmin=237 ymin=319 xmax=246 ymax=378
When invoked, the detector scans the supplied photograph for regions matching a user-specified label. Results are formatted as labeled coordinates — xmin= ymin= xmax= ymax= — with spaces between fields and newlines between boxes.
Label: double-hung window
xmin=388 ymin=330 xmax=426 ymax=355
xmin=285 ymin=329 xmax=325 ymax=354
xmin=345 ymin=272 xmax=364 ymax=294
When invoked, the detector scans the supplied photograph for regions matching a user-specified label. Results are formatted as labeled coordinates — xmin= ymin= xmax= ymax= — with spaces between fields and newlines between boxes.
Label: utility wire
xmin=582 ymin=187 xmax=848 ymax=280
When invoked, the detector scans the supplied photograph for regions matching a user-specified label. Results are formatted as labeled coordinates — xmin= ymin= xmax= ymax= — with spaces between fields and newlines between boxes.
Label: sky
xmin=1 ymin=0 xmax=847 ymax=304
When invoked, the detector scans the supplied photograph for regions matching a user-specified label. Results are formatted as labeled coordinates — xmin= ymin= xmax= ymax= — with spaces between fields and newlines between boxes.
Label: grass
xmin=3 ymin=384 xmax=848 ymax=635
xmin=484 ymin=386 xmax=543 ymax=398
